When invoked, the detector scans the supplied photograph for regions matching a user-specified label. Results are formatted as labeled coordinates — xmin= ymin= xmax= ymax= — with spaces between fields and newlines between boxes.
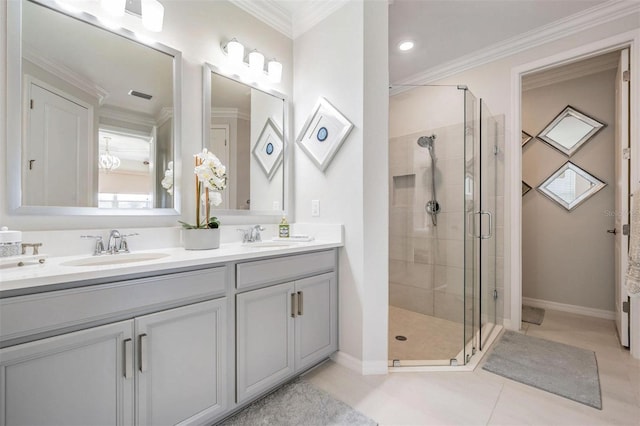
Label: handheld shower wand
xmin=417 ymin=135 xmax=440 ymax=226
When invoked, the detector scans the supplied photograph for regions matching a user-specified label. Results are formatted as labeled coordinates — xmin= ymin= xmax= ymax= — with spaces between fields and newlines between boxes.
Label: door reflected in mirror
xmin=206 ymin=66 xmax=285 ymax=213
xmin=538 ymin=162 xmax=606 ymax=211
xmin=537 ymin=106 xmax=605 ymax=156
xmin=17 ymin=0 xmax=178 ymax=211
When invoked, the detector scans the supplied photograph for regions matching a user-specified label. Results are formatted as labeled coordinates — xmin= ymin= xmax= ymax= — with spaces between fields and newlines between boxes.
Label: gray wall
xmin=522 ymin=69 xmax=616 ymax=311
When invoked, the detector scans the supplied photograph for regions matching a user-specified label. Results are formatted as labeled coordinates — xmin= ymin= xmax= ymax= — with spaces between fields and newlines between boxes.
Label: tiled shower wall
xmin=389 ymin=117 xmax=505 ymax=326
xmin=389 ymin=122 xmax=466 ymax=323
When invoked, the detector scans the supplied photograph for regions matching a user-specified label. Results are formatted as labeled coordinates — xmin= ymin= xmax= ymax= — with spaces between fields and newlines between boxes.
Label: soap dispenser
xmin=279 ymin=216 xmax=290 ymax=238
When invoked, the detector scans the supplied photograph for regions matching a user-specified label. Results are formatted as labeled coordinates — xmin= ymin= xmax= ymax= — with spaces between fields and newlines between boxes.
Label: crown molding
xmin=157 ymin=107 xmax=174 ymax=126
xmin=291 ymin=0 xmax=349 ymax=39
xmin=23 ymin=47 xmax=109 ymax=104
xmin=522 ymin=51 xmax=618 ymax=91
xmin=390 ymin=0 xmax=640 ymax=96
xmin=212 ymin=107 xmax=250 ymax=121
xmin=99 ymin=106 xmax=157 ymax=128
xmin=229 ymin=0 xmax=293 ymax=38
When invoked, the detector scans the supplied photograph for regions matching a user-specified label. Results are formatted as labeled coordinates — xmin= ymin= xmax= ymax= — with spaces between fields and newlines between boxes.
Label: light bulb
xmin=398 ymin=40 xmax=414 ymax=51
xmin=227 ymin=39 xmax=244 ymax=65
xmin=268 ymin=60 xmax=282 ymax=83
xmin=141 ymin=0 xmax=164 ymax=32
xmin=249 ymin=50 xmax=265 ymax=78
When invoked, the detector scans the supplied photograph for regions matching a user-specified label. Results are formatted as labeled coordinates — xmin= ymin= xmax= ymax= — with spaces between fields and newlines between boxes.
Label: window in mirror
xmin=537 ymin=162 xmax=606 ymax=211
xmin=206 ymin=66 xmax=285 ymax=213
xmin=11 ymin=0 xmax=179 ymax=213
xmin=536 ymin=106 xmax=605 ymax=156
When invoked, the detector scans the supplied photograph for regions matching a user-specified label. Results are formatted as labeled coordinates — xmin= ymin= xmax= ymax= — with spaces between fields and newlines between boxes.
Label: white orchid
xmin=180 ymin=149 xmax=227 ymax=229
xmin=161 ymin=161 xmax=174 ymax=195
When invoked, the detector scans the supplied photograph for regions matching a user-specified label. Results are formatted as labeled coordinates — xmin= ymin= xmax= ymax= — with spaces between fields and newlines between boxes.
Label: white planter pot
xmin=182 ymin=228 xmax=220 ymax=250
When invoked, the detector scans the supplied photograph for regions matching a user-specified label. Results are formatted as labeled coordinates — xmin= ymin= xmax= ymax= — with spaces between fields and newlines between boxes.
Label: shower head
xmin=417 ymin=134 xmax=436 ymax=149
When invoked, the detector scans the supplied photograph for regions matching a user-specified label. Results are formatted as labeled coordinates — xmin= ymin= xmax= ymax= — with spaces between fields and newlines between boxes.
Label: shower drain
xmin=395 ymin=335 xmax=407 ymax=341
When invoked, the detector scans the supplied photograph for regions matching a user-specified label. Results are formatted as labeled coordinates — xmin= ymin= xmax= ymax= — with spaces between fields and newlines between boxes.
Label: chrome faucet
xmin=107 ymin=230 xmax=121 ymax=254
xmin=237 ymin=225 xmax=265 ymax=243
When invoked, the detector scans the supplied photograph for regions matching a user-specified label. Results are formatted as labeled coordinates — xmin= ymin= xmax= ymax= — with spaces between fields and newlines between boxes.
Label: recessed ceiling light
xmin=398 ymin=40 xmax=414 ymax=51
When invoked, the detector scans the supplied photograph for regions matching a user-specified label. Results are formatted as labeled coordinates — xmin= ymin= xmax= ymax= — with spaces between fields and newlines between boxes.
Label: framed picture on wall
xmin=296 ymin=97 xmax=354 ymax=171
xmin=252 ymin=118 xmax=283 ymax=180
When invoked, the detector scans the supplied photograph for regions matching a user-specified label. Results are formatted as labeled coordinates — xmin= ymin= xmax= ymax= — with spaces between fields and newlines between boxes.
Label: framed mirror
xmin=521 ymin=131 xmax=533 ymax=147
xmin=537 ymin=162 xmax=606 ymax=211
xmin=536 ymin=105 xmax=605 ymax=156
xmin=6 ymin=0 xmax=182 ymax=215
xmin=522 ymin=181 xmax=532 ymax=196
xmin=203 ymin=63 xmax=286 ymax=216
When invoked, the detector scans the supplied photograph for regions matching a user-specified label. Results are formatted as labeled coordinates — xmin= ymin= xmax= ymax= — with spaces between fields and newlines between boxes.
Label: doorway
xmin=515 ymin=43 xmax=633 ymax=348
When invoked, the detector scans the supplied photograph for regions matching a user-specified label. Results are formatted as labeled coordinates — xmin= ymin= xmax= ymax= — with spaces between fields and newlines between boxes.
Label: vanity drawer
xmin=236 ymin=250 xmax=335 ymax=290
xmin=0 ymin=267 xmax=226 ymax=344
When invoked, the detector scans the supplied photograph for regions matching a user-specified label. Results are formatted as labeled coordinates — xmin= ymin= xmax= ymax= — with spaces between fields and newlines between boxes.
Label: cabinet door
xmin=0 ymin=321 xmax=134 ymax=426
xmin=136 ymin=298 xmax=227 ymax=426
xmin=236 ymin=282 xmax=295 ymax=403
xmin=294 ymin=273 xmax=338 ymax=371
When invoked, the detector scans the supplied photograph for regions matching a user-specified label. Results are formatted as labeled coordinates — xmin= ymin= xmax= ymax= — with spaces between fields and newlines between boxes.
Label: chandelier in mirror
xmin=537 ymin=106 xmax=605 ymax=156
xmin=98 ymin=136 xmax=121 ymax=172
xmin=537 ymin=161 xmax=606 ymax=211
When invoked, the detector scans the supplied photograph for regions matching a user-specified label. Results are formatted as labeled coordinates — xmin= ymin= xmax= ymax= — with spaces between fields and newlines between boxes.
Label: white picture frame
xmin=296 ymin=97 xmax=354 ymax=171
xmin=252 ymin=117 xmax=283 ymax=180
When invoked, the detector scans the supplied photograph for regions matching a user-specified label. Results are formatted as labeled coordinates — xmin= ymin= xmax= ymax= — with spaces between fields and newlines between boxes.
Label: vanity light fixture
xmin=99 ymin=0 xmax=164 ymax=32
xmin=221 ymin=38 xmax=282 ymax=84
xmin=398 ymin=40 xmax=414 ymax=51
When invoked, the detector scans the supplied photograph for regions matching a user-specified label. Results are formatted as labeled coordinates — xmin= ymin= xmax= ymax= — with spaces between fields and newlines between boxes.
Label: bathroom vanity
xmin=0 ymin=242 xmax=340 ymax=425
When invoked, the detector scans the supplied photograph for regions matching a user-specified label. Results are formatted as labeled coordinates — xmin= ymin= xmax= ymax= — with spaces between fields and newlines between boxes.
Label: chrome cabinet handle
xmin=139 ymin=333 xmax=148 ymax=372
xmin=291 ymin=293 xmax=297 ymax=318
xmin=297 ymin=291 xmax=304 ymax=316
xmin=124 ymin=339 xmax=133 ymax=379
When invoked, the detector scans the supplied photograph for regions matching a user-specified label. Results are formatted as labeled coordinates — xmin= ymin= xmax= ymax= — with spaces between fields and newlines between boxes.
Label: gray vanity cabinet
xmin=235 ymin=251 xmax=338 ymax=405
xmin=0 ymin=320 xmax=135 ymax=425
xmin=136 ymin=298 xmax=227 ymax=426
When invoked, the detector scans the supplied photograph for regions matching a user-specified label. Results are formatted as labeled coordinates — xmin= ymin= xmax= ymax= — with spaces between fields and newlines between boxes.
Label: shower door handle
xmin=479 ymin=211 xmax=493 ymax=240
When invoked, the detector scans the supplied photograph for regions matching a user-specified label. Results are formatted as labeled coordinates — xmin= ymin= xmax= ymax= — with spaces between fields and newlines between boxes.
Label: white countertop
xmin=0 ymin=239 xmax=342 ymax=297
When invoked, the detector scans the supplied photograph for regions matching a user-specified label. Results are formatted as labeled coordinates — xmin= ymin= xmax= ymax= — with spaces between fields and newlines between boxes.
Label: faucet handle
xmin=237 ymin=228 xmax=251 ymax=243
xmin=81 ymin=235 xmax=105 ymax=255
xmin=119 ymin=233 xmax=138 ymax=253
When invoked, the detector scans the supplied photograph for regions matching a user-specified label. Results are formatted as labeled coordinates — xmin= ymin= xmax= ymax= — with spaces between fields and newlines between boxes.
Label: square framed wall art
xmin=253 ymin=117 xmax=284 ymax=180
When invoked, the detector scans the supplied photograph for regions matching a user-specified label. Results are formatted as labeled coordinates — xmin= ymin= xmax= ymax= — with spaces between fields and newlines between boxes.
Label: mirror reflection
xmin=20 ymin=0 xmax=176 ymax=209
xmin=538 ymin=162 xmax=606 ymax=211
xmin=537 ymin=106 xmax=605 ymax=156
xmin=206 ymin=68 xmax=285 ymax=212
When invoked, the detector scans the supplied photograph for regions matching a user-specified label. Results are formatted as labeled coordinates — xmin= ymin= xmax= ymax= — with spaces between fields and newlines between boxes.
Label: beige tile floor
xmin=389 ymin=306 xmax=465 ymax=362
xmin=305 ymin=309 xmax=640 ymax=425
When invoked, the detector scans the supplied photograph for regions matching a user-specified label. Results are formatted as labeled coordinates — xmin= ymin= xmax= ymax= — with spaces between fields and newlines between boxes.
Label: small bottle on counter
xmin=0 ymin=226 xmax=22 ymax=257
xmin=279 ymin=216 xmax=290 ymax=238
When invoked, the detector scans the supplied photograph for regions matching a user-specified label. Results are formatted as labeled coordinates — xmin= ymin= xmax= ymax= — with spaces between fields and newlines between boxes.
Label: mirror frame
xmin=202 ymin=63 xmax=288 ymax=217
xmin=537 ymin=161 xmax=606 ymax=211
xmin=6 ymin=0 xmax=182 ymax=216
xmin=536 ymin=105 xmax=605 ymax=156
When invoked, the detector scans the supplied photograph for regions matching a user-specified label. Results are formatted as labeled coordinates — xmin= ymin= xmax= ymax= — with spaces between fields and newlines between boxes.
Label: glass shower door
xmin=479 ymin=99 xmax=498 ymax=349
xmin=463 ymin=89 xmax=479 ymax=364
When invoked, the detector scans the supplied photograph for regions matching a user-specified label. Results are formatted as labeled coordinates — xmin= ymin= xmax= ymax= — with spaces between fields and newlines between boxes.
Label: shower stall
xmin=388 ymin=85 xmax=503 ymax=367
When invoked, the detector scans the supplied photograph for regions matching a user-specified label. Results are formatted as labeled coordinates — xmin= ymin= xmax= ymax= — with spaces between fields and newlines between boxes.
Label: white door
xmin=136 ymin=299 xmax=227 ymax=426
xmin=210 ymin=125 xmax=230 ymax=209
xmin=25 ymin=82 xmax=91 ymax=206
xmin=0 ymin=321 xmax=134 ymax=426
xmin=615 ymin=48 xmax=631 ymax=347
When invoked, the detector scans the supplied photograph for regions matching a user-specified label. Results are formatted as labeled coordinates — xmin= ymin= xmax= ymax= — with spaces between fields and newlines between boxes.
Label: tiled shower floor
xmin=388 ymin=305 xmax=464 ymax=363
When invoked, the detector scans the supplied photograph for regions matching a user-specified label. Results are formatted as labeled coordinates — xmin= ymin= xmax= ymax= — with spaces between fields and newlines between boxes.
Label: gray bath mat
xmin=482 ymin=331 xmax=601 ymax=409
xmin=522 ymin=305 xmax=545 ymax=325
xmin=219 ymin=379 xmax=376 ymax=425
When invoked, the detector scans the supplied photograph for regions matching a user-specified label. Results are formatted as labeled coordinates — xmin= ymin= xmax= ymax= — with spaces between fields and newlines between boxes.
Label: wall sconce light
xmin=221 ymin=38 xmax=282 ymax=84
xmin=100 ymin=0 xmax=164 ymax=32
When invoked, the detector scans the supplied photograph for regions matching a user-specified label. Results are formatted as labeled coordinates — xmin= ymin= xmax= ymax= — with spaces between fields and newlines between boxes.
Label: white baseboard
xmin=523 ymin=297 xmax=615 ymax=320
xmin=331 ymin=351 xmax=388 ymax=375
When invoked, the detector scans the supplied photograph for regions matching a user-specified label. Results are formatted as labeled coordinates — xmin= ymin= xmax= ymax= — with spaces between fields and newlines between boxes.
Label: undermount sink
xmin=242 ymin=241 xmax=294 ymax=249
xmin=61 ymin=252 xmax=171 ymax=267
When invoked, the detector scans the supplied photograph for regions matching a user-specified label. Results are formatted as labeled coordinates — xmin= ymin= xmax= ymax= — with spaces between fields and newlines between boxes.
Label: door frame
xmin=508 ymin=30 xmax=640 ymax=329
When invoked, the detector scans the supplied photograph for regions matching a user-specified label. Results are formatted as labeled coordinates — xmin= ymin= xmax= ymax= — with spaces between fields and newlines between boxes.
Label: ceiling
xmin=236 ymin=0 xmax=609 ymax=84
